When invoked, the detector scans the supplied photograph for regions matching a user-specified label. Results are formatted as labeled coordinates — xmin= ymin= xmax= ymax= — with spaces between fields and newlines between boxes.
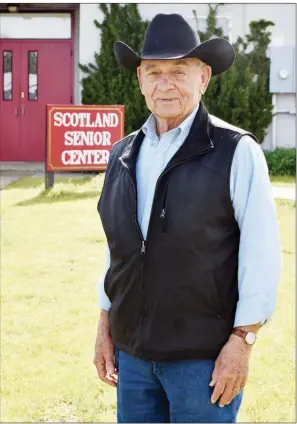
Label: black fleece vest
xmin=98 ymin=102 xmax=258 ymax=361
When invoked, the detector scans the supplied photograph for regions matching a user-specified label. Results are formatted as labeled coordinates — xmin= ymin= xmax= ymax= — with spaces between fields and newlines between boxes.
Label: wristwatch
xmin=232 ymin=328 xmax=257 ymax=345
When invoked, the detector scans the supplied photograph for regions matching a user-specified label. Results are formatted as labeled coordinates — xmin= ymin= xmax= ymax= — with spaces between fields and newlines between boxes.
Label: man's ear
xmin=137 ymin=66 xmax=144 ymax=95
xmin=200 ymin=65 xmax=212 ymax=95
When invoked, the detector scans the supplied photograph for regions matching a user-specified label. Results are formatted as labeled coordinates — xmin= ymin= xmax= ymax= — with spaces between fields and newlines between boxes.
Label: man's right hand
xmin=93 ymin=309 xmax=118 ymax=387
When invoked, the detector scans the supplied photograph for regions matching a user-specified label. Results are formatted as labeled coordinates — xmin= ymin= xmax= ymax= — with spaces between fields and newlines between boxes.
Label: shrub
xmin=264 ymin=149 xmax=296 ymax=176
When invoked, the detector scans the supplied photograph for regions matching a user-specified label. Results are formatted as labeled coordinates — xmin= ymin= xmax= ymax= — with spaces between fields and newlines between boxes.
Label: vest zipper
xmin=119 ymin=159 xmax=146 ymax=358
xmin=141 ymin=240 xmax=146 ymax=254
xmin=140 ymin=241 xmax=146 ymax=358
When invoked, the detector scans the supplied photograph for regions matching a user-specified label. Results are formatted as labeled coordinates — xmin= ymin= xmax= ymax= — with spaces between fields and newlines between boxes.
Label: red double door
xmin=0 ymin=40 xmax=73 ymax=161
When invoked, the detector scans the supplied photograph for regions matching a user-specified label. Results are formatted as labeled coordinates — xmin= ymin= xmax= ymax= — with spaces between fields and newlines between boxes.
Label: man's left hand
xmin=209 ymin=334 xmax=252 ymax=407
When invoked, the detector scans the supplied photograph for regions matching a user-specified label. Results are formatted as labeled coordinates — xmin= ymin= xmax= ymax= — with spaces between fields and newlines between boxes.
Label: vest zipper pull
xmin=160 ymin=208 xmax=165 ymax=219
xmin=141 ymin=240 xmax=146 ymax=255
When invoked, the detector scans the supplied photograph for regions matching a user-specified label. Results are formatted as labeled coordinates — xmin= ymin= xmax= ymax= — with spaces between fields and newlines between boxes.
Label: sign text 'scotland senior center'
xmin=46 ymin=105 xmax=124 ymax=171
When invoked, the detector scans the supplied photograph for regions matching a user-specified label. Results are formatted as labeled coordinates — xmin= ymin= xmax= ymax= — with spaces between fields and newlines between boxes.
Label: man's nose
xmin=157 ymin=74 xmax=174 ymax=90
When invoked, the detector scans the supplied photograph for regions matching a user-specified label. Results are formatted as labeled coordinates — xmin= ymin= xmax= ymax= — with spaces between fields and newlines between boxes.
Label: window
xmin=3 ymin=51 xmax=12 ymax=100
xmin=0 ymin=13 xmax=71 ymax=39
xmin=28 ymin=51 xmax=38 ymax=101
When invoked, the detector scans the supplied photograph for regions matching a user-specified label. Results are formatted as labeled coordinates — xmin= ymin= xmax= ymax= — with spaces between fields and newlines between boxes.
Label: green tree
xmin=79 ymin=4 xmax=149 ymax=135
xmin=199 ymin=5 xmax=274 ymax=142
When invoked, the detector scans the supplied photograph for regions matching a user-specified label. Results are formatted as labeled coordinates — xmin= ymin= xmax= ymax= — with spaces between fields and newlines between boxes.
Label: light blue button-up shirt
xmin=98 ymin=105 xmax=281 ymax=327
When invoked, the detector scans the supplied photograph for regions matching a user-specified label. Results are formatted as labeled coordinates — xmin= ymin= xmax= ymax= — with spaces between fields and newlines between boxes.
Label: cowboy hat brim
xmin=114 ymin=38 xmax=235 ymax=76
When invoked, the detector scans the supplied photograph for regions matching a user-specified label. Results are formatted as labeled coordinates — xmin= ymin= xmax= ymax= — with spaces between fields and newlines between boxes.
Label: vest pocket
xmin=206 ymin=271 xmax=224 ymax=316
xmin=160 ymin=179 xmax=170 ymax=232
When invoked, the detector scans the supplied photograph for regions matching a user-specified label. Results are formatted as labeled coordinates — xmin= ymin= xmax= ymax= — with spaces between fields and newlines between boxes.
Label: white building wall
xmin=76 ymin=4 xmax=105 ymax=104
xmin=260 ymin=123 xmax=272 ymax=151
xmin=77 ymin=3 xmax=296 ymax=150
xmin=138 ymin=3 xmax=295 ymax=46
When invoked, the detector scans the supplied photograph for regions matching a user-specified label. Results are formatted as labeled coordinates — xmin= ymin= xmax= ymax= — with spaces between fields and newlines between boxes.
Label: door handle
xmin=21 ymin=104 xmax=25 ymax=116
xmin=15 ymin=107 xmax=18 ymax=116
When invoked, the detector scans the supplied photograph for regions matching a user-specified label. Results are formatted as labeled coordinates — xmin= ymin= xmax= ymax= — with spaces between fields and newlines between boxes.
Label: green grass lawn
xmin=270 ymin=175 xmax=295 ymax=187
xmin=1 ymin=176 xmax=295 ymax=422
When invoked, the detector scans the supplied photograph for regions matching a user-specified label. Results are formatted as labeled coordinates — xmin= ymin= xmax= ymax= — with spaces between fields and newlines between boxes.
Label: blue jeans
xmin=115 ymin=348 xmax=243 ymax=423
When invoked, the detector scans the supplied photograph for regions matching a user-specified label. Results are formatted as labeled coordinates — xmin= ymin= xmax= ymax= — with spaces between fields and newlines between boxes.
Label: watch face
xmin=245 ymin=332 xmax=256 ymax=345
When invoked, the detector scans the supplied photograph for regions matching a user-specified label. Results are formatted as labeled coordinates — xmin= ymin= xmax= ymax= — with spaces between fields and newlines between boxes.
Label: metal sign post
xmin=45 ymin=108 xmax=54 ymax=189
xmin=45 ymin=168 xmax=54 ymax=189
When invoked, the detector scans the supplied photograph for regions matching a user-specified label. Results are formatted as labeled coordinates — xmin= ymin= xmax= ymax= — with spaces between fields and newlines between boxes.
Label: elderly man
xmin=94 ymin=13 xmax=281 ymax=423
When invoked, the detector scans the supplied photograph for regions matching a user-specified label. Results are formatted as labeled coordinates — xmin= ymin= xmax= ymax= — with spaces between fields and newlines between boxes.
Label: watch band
xmin=232 ymin=328 xmax=248 ymax=340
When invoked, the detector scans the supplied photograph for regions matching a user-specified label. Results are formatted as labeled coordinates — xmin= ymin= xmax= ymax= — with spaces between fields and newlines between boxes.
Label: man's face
xmin=137 ymin=58 xmax=211 ymax=120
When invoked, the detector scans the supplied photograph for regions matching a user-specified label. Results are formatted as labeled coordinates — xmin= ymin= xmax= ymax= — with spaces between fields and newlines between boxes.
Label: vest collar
xmin=119 ymin=100 xmax=214 ymax=177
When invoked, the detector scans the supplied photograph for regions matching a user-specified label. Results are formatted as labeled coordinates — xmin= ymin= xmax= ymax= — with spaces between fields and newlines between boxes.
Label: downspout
xmin=271 ymin=94 xmax=277 ymax=151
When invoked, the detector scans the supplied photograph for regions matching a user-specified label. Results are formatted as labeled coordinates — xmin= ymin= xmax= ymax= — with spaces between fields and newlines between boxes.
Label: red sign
xmin=46 ymin=105 xmax=124 ymax=171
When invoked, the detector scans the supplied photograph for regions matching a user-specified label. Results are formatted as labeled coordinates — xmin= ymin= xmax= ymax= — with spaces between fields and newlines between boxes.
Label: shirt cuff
xmin=234 ymin=293 xmax=276 ymax=327
xmin=96 ymin=277 xmax=111 ymax=311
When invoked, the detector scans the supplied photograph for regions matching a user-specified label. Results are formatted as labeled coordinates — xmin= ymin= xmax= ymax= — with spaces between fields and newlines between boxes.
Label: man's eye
xmin=175 ymin=70 xmax=185 ymax=75
xmin=149 ymin=71 xmax=158 ymax=76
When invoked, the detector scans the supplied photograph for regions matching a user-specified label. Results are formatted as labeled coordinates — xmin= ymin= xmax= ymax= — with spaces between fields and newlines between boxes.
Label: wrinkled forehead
xmin=140 ymin=57 xmax=200 ymax=70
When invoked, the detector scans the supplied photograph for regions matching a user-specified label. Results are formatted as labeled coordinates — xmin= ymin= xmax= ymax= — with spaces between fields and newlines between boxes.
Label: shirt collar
xmin=142 ymin=104 xmax=199 ymax=143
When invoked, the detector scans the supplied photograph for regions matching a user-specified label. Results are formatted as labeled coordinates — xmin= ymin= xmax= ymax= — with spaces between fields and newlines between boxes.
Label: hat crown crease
xmin=142 ymin=14 xmax=200 ymax=56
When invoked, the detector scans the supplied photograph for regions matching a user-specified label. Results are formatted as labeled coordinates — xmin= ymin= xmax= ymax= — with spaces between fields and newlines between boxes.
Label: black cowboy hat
xmin=114 ymin=13 xmax=235 ymax=76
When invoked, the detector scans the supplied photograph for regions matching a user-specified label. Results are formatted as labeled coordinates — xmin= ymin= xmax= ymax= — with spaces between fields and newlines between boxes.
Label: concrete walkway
xmin=272 ymin=186 xmax=295 ymax=201
xmin=0 ymin=161 xmax=295 ymax=200
xmin=0 ymin=161 xmax=45 ymax=172
xmin=0 ymin=162 xmax=88 ymax=189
